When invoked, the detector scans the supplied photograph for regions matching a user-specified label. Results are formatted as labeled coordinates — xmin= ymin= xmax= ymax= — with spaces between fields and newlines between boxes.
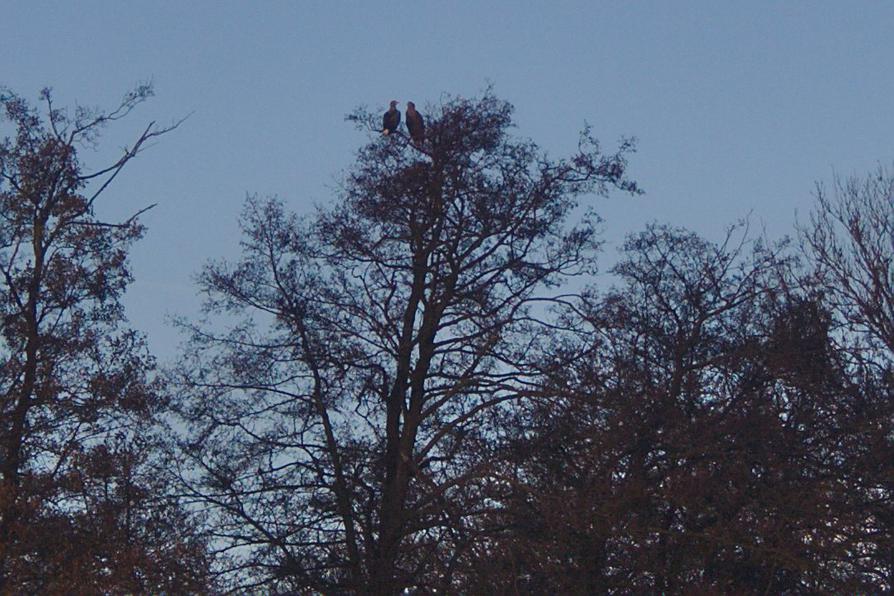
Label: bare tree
xmin=0 ymin=86 xmax=209 ymax=592
xmin=172 ymin=91 xmax=639 ymax=593
xmin=801 ymin=166 xmax=894 ymax=358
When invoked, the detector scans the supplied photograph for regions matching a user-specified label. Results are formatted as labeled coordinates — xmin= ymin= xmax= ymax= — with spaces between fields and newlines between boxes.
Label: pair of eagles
xmin=382 ymin=101 xmax=424 ymax=143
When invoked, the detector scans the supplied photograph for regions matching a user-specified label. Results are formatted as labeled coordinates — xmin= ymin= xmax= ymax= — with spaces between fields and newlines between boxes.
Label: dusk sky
xmin=4 ymin=1 xmax=893 ymax=360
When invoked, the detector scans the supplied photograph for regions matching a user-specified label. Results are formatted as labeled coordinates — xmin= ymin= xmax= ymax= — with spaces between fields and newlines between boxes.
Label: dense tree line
xmin=473 ymin=219 xmax=893 ymax=592
xmin=2 ymin=86 xmax=892 ymax=594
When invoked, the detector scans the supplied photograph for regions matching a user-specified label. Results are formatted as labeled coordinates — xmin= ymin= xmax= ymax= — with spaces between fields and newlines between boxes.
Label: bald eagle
xmin=405 ymin=102 xmax=425 ymax=143
xmin=382 ymin=100 xmax=400 ymax=135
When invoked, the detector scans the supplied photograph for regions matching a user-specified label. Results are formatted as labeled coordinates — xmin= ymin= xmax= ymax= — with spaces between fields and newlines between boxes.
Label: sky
xmin=3 ymin=1 xmax=893 ymax=361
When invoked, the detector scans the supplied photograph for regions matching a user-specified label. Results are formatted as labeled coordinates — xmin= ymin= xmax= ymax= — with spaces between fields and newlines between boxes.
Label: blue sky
xmin=3 ymin=1 xmax=893 ymax=359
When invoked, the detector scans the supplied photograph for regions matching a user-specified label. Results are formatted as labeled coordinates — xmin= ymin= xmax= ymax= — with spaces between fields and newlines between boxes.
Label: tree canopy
xmin=3 ymin=84 xmax=893 ymax=594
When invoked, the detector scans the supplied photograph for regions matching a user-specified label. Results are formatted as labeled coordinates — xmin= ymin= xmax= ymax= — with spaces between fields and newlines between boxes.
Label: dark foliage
xmin=474 ymin=214 xmax=894 ymax=593
xmin=11 ymin=82 xmax=883 ymax=594
xmin=0 ymin=86 xmax=211 ymax=592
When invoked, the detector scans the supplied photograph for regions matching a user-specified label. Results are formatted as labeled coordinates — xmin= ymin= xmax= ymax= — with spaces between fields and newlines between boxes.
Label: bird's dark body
xmin=383 ymin=103 xmax=400 ymax=135
xmin=406 ymin=103 xmax=425 ymax=143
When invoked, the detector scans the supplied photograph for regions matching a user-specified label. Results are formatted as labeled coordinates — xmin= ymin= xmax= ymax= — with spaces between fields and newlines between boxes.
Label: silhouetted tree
xmin=799 ymin=166 xmax=894 ymax=589
xmin=801 ymin=166 xmax=894 ymax=358
xmin=172 ymin=91 xmax=639 ymax=593
xmin=0 ymin=86 xmax=210 ymax=592
xmin=474 ymin=222 xmax=885 ymax=593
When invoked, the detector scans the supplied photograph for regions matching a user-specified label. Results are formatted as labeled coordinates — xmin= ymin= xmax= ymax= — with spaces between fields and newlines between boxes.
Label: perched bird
xmin=382 ymin=100 xmax=400 ymax=135
xmin=405 ymin=101 xmax=425 ymax=143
